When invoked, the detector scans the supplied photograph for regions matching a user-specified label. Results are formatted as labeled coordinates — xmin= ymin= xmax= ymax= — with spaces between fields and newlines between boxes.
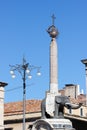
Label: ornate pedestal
xmin=32 ymin=119 xmax=75 ymax=130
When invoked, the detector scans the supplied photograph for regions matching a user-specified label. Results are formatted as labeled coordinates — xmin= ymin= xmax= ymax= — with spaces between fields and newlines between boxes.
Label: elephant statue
xmin=54 ymin=95 xmax=82 ymax=118
xmin=41 ymin=95 xmax=82 ymax=119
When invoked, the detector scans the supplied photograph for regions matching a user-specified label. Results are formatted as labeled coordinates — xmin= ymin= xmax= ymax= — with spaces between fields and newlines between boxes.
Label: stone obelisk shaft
xmin=50 ymin=38 xmax=58 ymax=94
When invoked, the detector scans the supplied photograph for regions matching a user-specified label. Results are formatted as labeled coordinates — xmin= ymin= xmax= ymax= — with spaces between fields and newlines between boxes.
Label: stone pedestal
xmin=32 ymin=119 xmax=75 ymax=130
xmin=46 ymin=91 xmax=60 ymax=117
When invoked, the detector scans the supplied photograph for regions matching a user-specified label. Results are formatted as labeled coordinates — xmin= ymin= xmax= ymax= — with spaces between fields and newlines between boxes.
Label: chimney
xmin=0 ymin=82 xmax=8 ymax=130
xmin=81 ymin=89 xmax=84 ymax=94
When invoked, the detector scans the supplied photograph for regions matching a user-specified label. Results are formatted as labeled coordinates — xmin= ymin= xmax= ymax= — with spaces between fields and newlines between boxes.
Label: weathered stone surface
xmin=50 ymin=38 xmax=58 ymax=93
xmin=46 ymin=91 xmax=60 ymax=117
xmin=32 ymin=119 xmax=75 ymax=130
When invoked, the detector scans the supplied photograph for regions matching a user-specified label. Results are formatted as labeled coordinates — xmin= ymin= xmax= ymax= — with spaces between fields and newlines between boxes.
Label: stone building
xmin=59 ymin=84 xmax=81 ymax=99
xmin=4 ymin=97 xmax=87 ymax=130
xmin=4 ymin=100 xmax=41 ymax=130
xmin=0 ymin=82 xmax=8 ymax=130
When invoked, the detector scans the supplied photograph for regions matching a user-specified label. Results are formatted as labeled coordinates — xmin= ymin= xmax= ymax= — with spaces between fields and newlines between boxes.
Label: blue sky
xmin=0 ymin=0 xmax=87 ymax=102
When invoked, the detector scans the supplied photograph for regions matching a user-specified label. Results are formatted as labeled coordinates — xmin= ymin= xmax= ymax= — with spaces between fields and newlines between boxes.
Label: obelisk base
xmin=32 ymin=118 xmax=75 ymax=130
xmin=46 ymin=91 xmax=60 ymax=117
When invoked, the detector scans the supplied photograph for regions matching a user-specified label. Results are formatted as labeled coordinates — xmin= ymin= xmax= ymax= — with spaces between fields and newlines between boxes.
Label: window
xmin=69 ymin=108 xmax=72 ymax=114
xmin=5 ymin=128 xmax=13 ymax=130
xmin=80 ymin=108 xmax=83 ymax=116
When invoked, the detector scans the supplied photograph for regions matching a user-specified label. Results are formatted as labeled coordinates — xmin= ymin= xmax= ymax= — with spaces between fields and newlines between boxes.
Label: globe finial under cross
xmin=47 ymin=14 xmax=58 ymax=38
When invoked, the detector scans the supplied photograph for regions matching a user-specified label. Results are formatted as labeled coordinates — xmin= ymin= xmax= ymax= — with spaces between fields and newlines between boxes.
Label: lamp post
xmin=81 ymin=59 xmax=87 ymax=106
xmin=9 ymin=58 xmax=41 ymax=130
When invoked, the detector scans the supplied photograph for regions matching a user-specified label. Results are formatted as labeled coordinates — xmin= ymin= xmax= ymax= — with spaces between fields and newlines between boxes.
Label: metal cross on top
xmin=52 ymin=14 xmax=56 ymax=25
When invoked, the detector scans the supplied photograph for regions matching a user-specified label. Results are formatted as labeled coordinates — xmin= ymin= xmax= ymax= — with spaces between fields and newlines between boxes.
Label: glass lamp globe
xmin=12 ymin=74 xmax=16 ymax=78
xmin=28 ymin=74 xmax=32 ymax=79
xmin=37 ymin=71 xmax=41 ymax=76
xmin=10 ymin=70 xmax=14 ymax=74
xmin=26 ymin=68 xmax=30 ymax=74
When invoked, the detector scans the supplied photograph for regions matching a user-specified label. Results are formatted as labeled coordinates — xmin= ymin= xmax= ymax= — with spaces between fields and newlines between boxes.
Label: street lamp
xmin=9 ymin=58 xmax=41 ymax=130
xmin=81 ymin=59 xmax=87 ymax=106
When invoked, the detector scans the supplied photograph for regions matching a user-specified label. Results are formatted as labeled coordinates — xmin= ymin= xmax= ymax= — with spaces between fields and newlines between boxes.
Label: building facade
xmin=4 ymin=100 xmax=41 ymax=130
xmin=0 ymin=82 xmax=8 ymax=130
xmin=59 ymin=84 xmax=82 ymax=99
xmin=4 ymin=98 xmax=87 ymax=130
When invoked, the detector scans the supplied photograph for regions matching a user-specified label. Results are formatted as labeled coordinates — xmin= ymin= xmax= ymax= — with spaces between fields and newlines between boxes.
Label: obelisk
xmin=46 ymin=15 xmax=60 ymax=116
xmin=47 ymin=15 xmax=59 ymax=94
xmin=48 ymin=15 xmax=59 ymax=94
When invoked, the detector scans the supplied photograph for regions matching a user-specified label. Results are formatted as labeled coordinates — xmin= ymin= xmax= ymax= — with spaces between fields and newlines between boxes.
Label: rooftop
xmin=4 ymin=94 xmax=86 ymax=116
xmin=4 ymin=99 xmax=41 ymax=116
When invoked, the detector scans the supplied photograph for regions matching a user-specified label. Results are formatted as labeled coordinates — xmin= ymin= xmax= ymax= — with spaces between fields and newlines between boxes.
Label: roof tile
xmin=4 ymin=100 xmax=41 ymax=116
